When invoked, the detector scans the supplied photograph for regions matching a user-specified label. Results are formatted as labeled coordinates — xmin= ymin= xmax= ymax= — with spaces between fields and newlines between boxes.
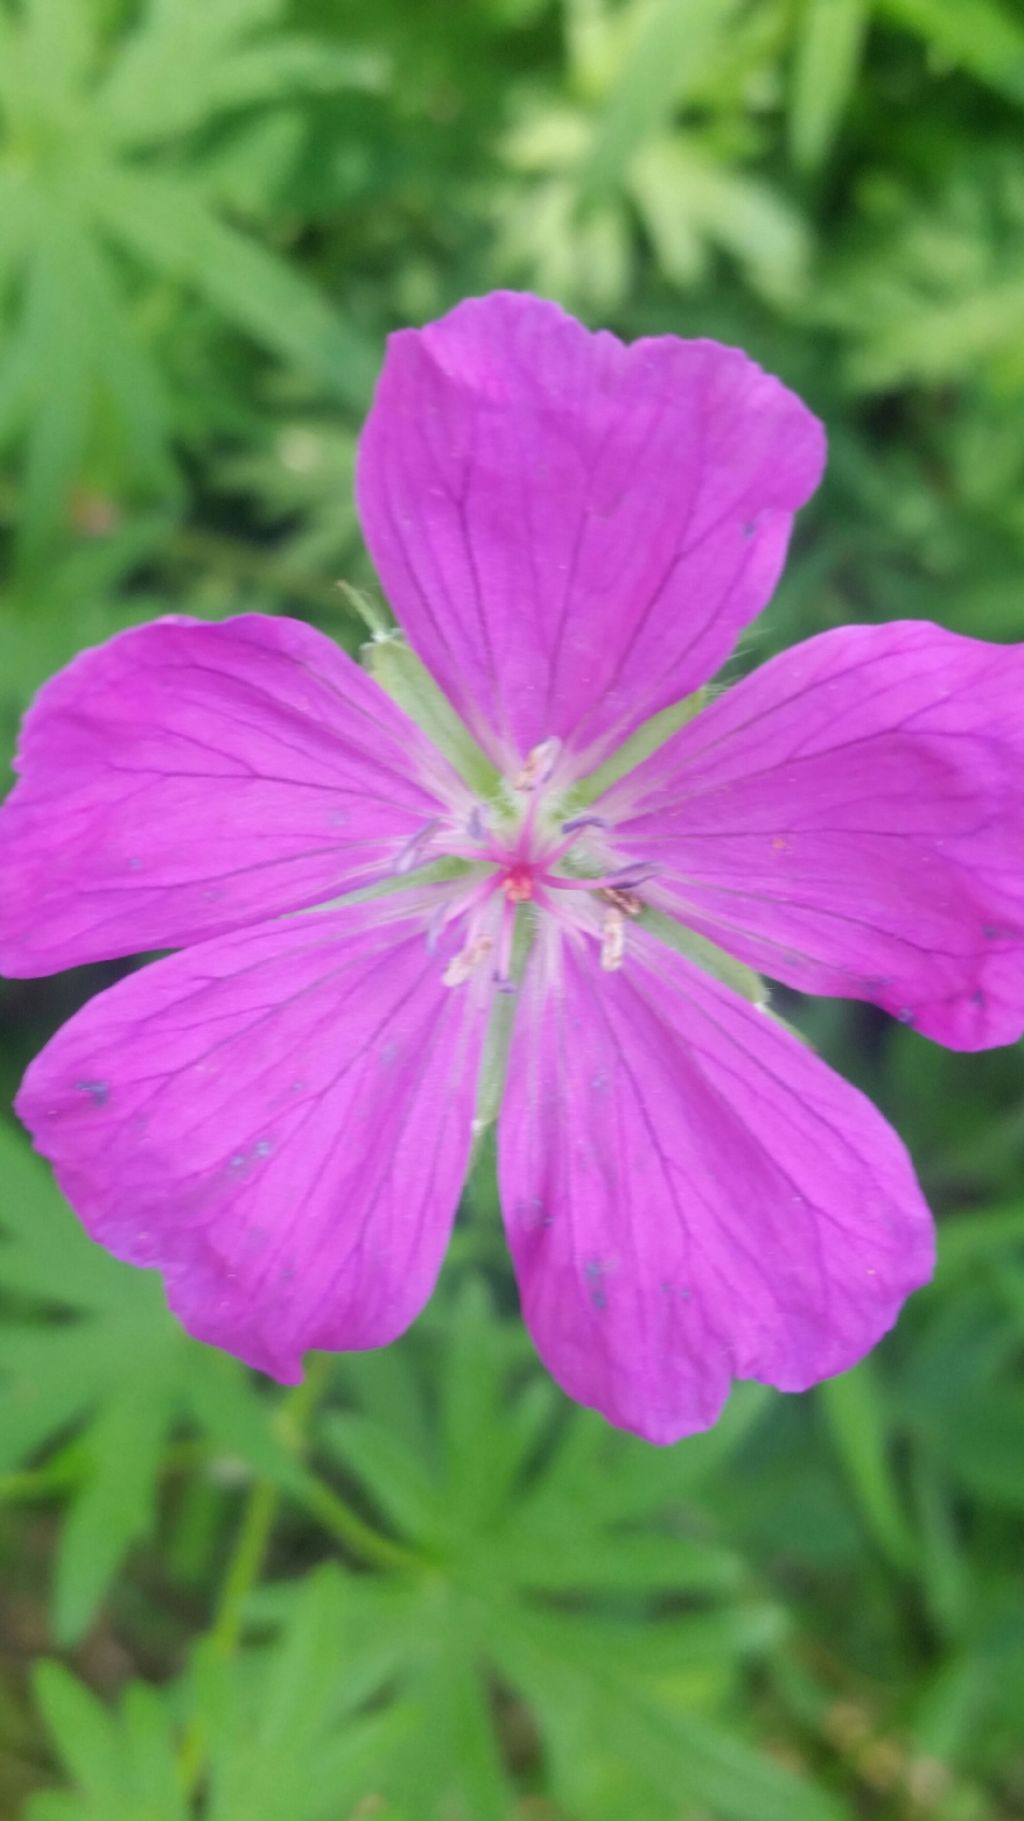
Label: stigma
xmin=424 ymin=735 xmax=658 ymax=991
xmin=503 ymin=866 xmax=534 ymax=903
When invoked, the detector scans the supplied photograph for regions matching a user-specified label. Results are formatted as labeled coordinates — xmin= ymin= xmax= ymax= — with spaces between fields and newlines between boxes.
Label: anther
xmin=443 ymin=935 xmax=494 ymax=987
xmin=393 ymin=819 xmax=440 ymax=876
xmin=514 ymin=736 xmax=562 ymax=791
xmin=561 ymin=814 xmax=608 ymax=834
xmin=600 ymin=908 xmax=625 ymax=972
xmin=598 ymin=886 xmax=643 ymax=918
xmin=607 ymin=863 xmax=657 ymax=891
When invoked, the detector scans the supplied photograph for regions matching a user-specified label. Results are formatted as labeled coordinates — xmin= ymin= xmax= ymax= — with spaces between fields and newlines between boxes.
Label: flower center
xmin=397 ymin=740 xmax=655 ymax=992
xmin=503 ymin=865 xmax=535 ymax=904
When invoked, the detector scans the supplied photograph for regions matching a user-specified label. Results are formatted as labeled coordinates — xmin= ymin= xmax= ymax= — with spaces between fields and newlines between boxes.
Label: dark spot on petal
xmin=75 ymin=1079 xmax=110 ymax=1107
xmin=971 ymin=989 xmax=986 ymax=1008
xmin=254 ymin=1139 xmax=273 ymax=1158
xmin=518 ymin=1196 xmax=551 ymax=1232
xmin=584 ymin=1259 xmax=609 ymax=1307
xmin=128 ymin=857 xmax=142 ymax=872
xmin=896 ymin=1008 xmax=915 ymax=1026
xmin=742 ymin=518 xmax=758 ymax=540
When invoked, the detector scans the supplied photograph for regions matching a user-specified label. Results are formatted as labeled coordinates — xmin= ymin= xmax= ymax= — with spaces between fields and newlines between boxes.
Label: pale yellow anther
xmin=513 ymin=737 xmax=561 ymax=791
xmin=600 ymin=908 xmax=625 ymax=972
xmin=443 ymin=934 xmax=494 ymax=987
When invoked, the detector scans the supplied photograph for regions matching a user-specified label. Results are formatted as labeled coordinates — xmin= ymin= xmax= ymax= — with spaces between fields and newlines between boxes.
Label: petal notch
xmin=499 ymin=927 xmax=933 ymax=1443
xmin=358 ymin=292 xmax=824 ymax=773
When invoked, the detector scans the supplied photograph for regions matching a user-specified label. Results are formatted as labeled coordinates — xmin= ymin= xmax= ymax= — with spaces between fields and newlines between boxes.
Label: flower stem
xmin=299 ymin=1476 xmax=420 ymax=1573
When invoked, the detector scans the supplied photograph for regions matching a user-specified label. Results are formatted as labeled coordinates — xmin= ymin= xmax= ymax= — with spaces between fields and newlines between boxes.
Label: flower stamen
xmin=443 ymin=934 xmax=494 ymax=987
xmin=598 ymin=885 xmax=643 ymax=918
xmin=513 ymin=737 xmax=561 ymax=792
xmin=392 ymin=818 xmax=440 ymax=875
xmin=600 ymin=907 xmax=625 ymax=972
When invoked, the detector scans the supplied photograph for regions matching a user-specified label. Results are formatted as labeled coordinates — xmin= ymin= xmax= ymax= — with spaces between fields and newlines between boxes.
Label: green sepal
xmin=640 ymin=907 xmax=767 ymax=1007
xmin=469 ymin=911 xmax=536 ymax=1153
xmin=363 ymin=631 xmax=500 ymax=796
xmin=571 ymin=687 xmax=709 ymax=805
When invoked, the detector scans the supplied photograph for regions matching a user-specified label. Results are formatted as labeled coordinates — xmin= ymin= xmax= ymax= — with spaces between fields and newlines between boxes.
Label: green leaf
xmin=934 ymin=1200 xmax=1024 ymax=1283
xmin=52 ymin=1351 xmax=180 ymax=1645
xmin=847 ymin=272 xmax=1024 ymax=390
xmin=909 ymin=1451 xmax=971 ymax=1639
xmin=93 ymin=169 xmax=375 ymax=405
xmin=579 ymin=0 xmax=745 ymax=200
xmin=789 ymin=0 xmax=872 ymax=173
xmin=932 ymin=1387 xmax=1024 ymax=1507
xmin=205 ymin=1568 xmax=346 ymax=1821
xmin=202 ymin=1566 xmax=420 ymax=1821
xmin=818 ymin=1358 xmax=916 ymax=1570
xmin=879 ymin=0 xmax=1024 ymax=104
xmin=183 ymin=1350 xmax=310 ymax=1499
xmin=437 ymin=1278 xmax=532 ymax=1536
xmin=17 ymin=219 xmax=97 ymax=564
xmin=0 ymin=1324 xmax=129 ymax=1474
xmin=0 ymin=1118 xmax=154 ymax=1316
xmin=33 ymin=1662 xmax=121 ymax=1804
xmin=100 ymin=31 xmax=384 ymax=149
xmin=22 ymin=1798 xmax=88 ymax=1821
xmin=121 ymin=1684 xmax=189 ymax=1821
xmin=20 ymin=0 xmax=97 ymax=108
xmin=319 ymin=1412 xmax=442 ymax=1546
xmin=503 ymin=1523 xmax=743 ymax=1598
xmin=495 ymin=1604 xmax=848 ymax=1821
xmin=433 ymin=1626 xmax=512 ymax=1821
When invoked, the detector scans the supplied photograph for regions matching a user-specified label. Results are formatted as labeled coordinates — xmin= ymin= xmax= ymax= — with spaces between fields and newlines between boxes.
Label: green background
xmin=2 ymin=1 xmax=1024 ymax=1815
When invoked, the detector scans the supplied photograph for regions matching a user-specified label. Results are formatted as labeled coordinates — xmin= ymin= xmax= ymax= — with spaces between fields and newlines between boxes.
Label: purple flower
xmin=3 ymin=293 xmax=1022 ymax=1444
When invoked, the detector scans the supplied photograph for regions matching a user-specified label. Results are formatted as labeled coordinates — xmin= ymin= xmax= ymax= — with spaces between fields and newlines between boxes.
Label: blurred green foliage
xmin=2 ymin=0 xmax=1024 ymax=1815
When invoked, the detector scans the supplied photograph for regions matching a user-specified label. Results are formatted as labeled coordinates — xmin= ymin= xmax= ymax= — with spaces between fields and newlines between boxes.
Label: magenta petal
xmin=16 ymin=899 xmax=485 ymax=1378
xmin=357 ymin=291 xmax=825 ymax=772
xmin=602 ymin=621 xmax=1024 ymax=1050
xmin=498 ymin=929 xmax=933 ymax=1444
xmin=0 ymin=614 xmax=462 ymax=976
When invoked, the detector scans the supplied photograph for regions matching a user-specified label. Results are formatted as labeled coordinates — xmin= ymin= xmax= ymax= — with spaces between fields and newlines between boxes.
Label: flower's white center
xmin=406 ymin=742 xmax=654 ymax=993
